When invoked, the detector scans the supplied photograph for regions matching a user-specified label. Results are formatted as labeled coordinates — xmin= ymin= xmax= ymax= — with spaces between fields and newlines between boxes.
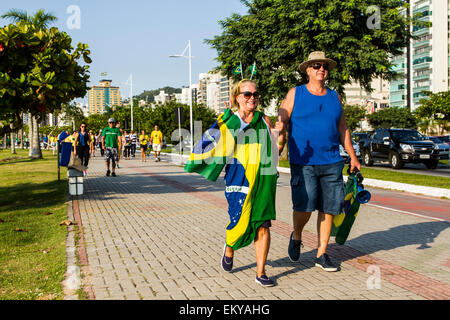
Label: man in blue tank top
xmin=276 ymin=51 xmax=361 ymax=271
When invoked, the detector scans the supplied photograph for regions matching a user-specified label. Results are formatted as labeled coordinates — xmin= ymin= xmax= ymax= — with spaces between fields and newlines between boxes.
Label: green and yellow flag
xmin=185 ymin=109 xmax=277 ymax=250
xmin=232 ymin=62 xmax=243 ymax=78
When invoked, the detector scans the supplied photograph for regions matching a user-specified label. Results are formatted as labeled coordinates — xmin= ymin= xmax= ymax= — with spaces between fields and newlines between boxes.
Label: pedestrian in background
xmin=73 ymin=122 xmax=91 ymax=176
xmin=276 ymin=51 xmax=361 ymax=271
xmin=97 ymin=130 xmax=104 ymax=157
xmin=150 ymin=125 xmax=163 ymax=162
xmin=115 ymin=121 xmax=122 ymax=168
xmin=130 ymin=130 xmax=137 ymax=157
xmin=139 ymin=130 xmax=149 ymax=163
xmin=123 ymin=130 xmax=132 ymax=160
xmin=102 ymin=118 xmax=122 ymax=177
xmin=89 ymin=130 xmax=95 ymax=157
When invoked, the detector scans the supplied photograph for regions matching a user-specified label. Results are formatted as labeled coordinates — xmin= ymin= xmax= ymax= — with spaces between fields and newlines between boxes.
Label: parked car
xmin=426 ymin=136 xmax=449 ymax=160
xmin=360 ymin=128 xmax=440 ymax=169
xmin=352 ymin=132 xmax=372 ymax=143
xmin=339 ymin=140 xmax=361 ymax=160
xmin=433 ymin=135 xmax=450 ymax=145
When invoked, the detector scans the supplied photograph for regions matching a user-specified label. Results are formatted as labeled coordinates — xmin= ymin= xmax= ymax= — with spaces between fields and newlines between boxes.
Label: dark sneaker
xmin=288 ymin=232 xmax=303 ymax=262
xmin=255 ymin=275 xmax=275 ymax=287
xmin=111 ymin=172 xmax=116 ymax=177
xmin=315 ymin=253 xmax=338 ymax=272
xmin=221 ymin=244 xmax=233 ymax=272
xmin=106 ymin=170 xmax=111 ymax=177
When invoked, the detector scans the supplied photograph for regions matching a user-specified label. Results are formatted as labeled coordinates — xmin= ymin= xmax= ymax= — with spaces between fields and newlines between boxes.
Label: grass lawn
xmin=0 ymin=148 xmax=68 ymax=300
xmin=278 ymin=159 xmax=450 ymax=189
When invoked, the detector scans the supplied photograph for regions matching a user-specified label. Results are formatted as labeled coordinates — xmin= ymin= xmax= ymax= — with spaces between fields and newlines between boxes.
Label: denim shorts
xmin=290 ymin=161 xmax=345 ymax=215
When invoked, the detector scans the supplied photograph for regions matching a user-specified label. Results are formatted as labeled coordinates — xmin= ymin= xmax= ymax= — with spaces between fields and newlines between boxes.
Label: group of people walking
xmin=185 ymin=51 xmax=361 ymax=287
xmin=68 ymin=118 xmax=164 ymax=177
xmin=67 ymin=51 xmax=361 ymax=288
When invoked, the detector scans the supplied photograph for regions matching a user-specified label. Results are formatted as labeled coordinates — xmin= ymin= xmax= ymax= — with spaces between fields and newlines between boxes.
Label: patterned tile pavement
xmin=69 ymin=155 xmax=450 ymax=300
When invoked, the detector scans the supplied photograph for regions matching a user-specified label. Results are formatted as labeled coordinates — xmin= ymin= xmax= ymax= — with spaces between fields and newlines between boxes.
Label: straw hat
xmin=299 ymin=51 xmax=337 ymax=74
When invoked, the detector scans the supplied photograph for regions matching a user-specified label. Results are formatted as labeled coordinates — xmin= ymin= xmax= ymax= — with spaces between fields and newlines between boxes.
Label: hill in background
xmin=135 ymin=87 xmax=182 ymax=103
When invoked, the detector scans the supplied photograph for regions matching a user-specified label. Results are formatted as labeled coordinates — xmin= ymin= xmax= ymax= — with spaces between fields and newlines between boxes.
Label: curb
xmin=162 ymin=153 xmax=449 ymax=199
xmin=63 ymin=196 xmax=80 ymax=300
xmin=277 ymin=167 xmax=449 ymax=198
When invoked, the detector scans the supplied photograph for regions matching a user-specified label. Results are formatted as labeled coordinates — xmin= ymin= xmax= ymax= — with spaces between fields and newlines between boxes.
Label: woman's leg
xmin=254 ymin=226 xmax=270 ymax=277
xmin=82 ymin=147 xmax=90 ymax=167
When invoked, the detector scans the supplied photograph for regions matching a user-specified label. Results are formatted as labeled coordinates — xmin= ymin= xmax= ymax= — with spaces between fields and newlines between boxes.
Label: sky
xmin=0 ymin=0 xmax=248 ymax=103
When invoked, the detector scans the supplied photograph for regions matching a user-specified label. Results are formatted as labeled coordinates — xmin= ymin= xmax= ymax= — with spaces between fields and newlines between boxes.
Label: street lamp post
xmin=129 ymin=74 xmax=134 ymax=132
xmin=169 ymin=40 xmax=194 ymax=152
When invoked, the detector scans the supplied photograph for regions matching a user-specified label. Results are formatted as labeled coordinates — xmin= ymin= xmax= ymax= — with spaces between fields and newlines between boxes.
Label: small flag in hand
xmin=101 ymin=72 xmax=107 ymax=77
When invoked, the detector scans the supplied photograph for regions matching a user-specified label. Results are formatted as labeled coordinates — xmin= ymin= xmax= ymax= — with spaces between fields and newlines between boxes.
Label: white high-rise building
xmin=390 ymin=0 xmax=450 ymax=110
xmin=196 ymin=72 xmax=222 ymax=114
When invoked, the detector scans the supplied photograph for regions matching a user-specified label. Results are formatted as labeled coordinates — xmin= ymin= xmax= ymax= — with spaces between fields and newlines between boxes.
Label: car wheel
xmin=389 ymin=152 xmax=404 ymax=169
xmin=424 ymin=160 xmax=438 ymax=169
xmin=363 ymin=150 xmax=373 ymax=166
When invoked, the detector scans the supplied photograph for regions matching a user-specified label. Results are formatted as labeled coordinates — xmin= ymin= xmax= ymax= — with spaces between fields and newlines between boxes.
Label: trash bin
xmin=68 ymin=168 xmax=84 ymax=196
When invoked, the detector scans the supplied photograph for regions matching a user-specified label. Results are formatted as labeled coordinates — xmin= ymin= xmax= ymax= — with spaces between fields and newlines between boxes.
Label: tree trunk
xmin=10 ymin=123 xmax=16 ymax=154
xmin=30 ymin=116 xmax=42 ymax=159
xmin=3 ymin=134 xmax=6 ymax=149
xmin=21 ymin=113 xmax=24 ymax=149
xmin=28 ymin=112 xmax=33 ymax=156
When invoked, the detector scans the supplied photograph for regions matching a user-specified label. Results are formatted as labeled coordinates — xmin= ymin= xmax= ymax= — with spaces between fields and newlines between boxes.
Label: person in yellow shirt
xmin=139 ymin=130 xmax=149 ymax=163
xmin=150 ymin=125 xmax=163 ymax=162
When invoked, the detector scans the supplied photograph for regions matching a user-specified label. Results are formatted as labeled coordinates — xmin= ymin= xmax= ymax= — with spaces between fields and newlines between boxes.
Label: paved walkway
xmin=70 ymin=154 xmax=450 ymax=300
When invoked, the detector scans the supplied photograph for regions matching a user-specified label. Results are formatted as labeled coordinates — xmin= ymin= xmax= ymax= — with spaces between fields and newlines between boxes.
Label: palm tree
xmin=1 ymin=8 xmax=57 ymax=29
xmin=2 ymin=8 xmax=57 ymax=158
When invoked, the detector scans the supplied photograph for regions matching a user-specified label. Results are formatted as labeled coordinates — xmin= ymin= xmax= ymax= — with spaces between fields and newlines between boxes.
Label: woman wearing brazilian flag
xmin=184 ymin=79 xmax=279 ymax=287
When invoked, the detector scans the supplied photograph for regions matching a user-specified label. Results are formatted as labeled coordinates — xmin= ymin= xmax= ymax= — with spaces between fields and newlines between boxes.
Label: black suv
xmin=361 ymin=128 xmax=440 ymax=169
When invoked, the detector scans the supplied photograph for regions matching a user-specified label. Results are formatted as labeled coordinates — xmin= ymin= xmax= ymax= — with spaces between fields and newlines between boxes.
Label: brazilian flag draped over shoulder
xmin=185 ymin=109 xmax=278 ymax=250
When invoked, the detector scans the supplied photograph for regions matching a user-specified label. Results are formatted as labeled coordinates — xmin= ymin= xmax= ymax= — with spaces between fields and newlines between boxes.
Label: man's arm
xmin=275 ymin=87 xmax=295 ymax=154
xmin=337 ymin=94 xmax=361 ymax=172
xmin=102 ymin=135 xmax=105 ymax=150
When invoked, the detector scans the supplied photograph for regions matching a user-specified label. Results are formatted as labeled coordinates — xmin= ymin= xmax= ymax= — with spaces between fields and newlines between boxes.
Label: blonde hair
xmin=230 ymin=79 xmax=257 ymax=109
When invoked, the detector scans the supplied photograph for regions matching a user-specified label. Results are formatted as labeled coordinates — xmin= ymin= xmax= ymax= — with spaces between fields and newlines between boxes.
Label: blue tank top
xmin=288 ymin=85 xmax=342 ymax=165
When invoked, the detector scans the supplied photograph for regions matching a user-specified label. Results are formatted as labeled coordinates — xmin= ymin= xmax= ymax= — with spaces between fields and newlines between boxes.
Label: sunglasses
xmin=311 ymin=63 xmax=329 ymax=70
xmin=240 ymin=91 xmax=260 ymax=99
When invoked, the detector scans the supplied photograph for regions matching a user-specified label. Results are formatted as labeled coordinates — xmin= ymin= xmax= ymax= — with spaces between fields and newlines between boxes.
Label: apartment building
xmin=88 ymin=80 xmax=121 ymax=114
xmin=390 ymin=0 xmax=450 ymax=110
xmin=196 ymin=72 xmax=223 ymax=114
xmin=344 ymin=77 xmax=390 ymax=113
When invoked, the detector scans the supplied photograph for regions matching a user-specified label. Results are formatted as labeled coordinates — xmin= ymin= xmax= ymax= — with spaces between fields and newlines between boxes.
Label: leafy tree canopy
xmin=367 ymin=107 xmax=417 ymax=129
xmin=91 ymin=102 xmax=217 ymax=144
xmin=206 ymin=0 xmax=411 ymax=107
xmin=342 ymin=104 xmax=366 ymax=132
xmin=0 ymin=21 xmax=91 ymax=125
xmin=415 ymin=91 xmax=450 ymax=121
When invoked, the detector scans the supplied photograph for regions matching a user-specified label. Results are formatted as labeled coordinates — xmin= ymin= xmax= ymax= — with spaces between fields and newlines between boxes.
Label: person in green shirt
xmin=102 ymin=118 xmax=122 ymax=177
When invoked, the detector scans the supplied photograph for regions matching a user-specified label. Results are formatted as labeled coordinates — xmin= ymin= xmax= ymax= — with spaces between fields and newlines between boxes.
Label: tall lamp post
xmin=169 ymin=40 xmax=194 ymax=151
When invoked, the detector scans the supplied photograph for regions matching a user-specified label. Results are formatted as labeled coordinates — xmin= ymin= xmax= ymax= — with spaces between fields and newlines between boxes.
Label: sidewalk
xmin=69 ymin=155 xmax=450 ymax=300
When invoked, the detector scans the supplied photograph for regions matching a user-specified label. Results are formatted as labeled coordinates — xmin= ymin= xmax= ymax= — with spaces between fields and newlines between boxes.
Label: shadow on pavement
xmin=343 ymin=220 xmax=449 ymax=254
xmin=233 ymin=221 xmax=448 ymax=281
xmin=81 ymin=171 xmax=225 ymax=201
